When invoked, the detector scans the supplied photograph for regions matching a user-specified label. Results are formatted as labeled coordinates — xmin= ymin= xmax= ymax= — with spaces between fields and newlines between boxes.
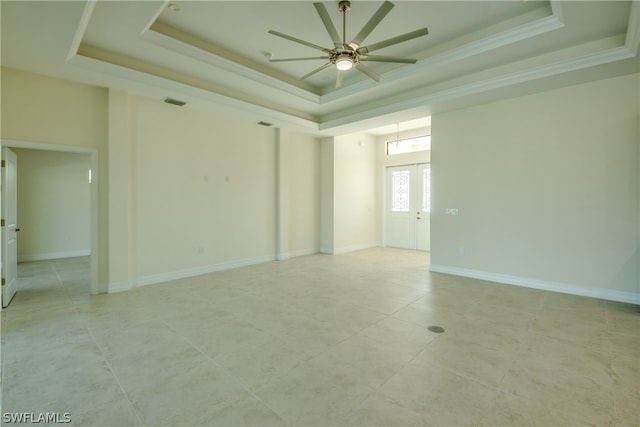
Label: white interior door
xmin=2 ymin=147 xmax=18 ymax=307
xmin=385 ymin=163 xmax=430 ymax=251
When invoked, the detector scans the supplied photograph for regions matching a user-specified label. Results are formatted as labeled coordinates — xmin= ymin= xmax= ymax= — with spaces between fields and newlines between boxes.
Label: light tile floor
xmin=1 ymin=249 xmax=638 ymax=426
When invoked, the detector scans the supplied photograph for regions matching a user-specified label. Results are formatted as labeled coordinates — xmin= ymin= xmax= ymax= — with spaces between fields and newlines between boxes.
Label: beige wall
xmin=14 ymin=148 xmax=90 ymax=261
xmin=4 ymin=66 xmax=637 ymax=302
xmin=431 ymin=73 xmax=640 ymax=302
xmin=320 ymin=133 xmax=380 ymax=254
xmin=108 ymin=91 xmax=322 ymax=290
xmin=284 ymin=130 xmax=321 ymax=256
xmin=320 ymin=138 xmax=335 ymax=253
xmin=1 ymin=67 xmax=108 ymax=291
xmin=333 ymin=133 xmax=379 ymax=253
xmin=133 ymin=96 xmax=277 ymax=280
xmin=2 ymin=68 xmax=322 ymax=293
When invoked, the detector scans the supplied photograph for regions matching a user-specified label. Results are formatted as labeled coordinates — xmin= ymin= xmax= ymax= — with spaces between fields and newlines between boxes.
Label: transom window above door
xmin=386 ymin=135 xmax=431 ymax=156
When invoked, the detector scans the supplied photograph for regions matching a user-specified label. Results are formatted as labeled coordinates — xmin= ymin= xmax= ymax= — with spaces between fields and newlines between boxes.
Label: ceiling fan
xmin=268 ymin=1 xmax=428 ymax=88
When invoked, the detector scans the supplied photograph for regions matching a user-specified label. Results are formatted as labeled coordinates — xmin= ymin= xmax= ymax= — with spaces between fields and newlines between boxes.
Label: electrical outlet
xmin=446 ymin=208 xmax=459 ymax=216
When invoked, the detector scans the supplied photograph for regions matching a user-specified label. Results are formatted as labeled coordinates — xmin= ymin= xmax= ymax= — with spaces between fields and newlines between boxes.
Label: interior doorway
xmin=0 ymin=140 xmax=99 ymax=302
xmin=384 ymin=163 xmax=431 ymax=251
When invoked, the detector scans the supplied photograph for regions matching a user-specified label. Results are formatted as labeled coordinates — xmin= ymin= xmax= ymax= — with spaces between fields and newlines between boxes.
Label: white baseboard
xmin=107 ymin=280 xmax=131 ymax=294
xmin=429 ymin=264 xmax=640 ymax=305
xmin=134 ymin=255 xmax=277 ymax=288
xmin=18 ymin=250 xmax=90 ymax=263
xmin=108 ymin=251 xmax=324 ymax=293
xmin=324 ymin=243 xmax=380 ymax=255
xmin=277 ymin=248 xmax=321 ymax=260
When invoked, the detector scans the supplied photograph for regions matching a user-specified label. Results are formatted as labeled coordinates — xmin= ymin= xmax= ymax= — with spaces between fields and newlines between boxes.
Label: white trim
xmin=321 ymin=36 xmax=634 ymax=131
xmin=143 ymin=23 xmax=321 ymax=103
xmin=134 ymin=255 xmax=276 ymax=288
xmin=625 ymin=0 xmax=640 ymax=54
xmin=1 ymin=139 xmax=100 ymax=295
xmin=18 ymin=250 xmax=90 ymax=263
xmin=107 ymin=281 xmax=131 ymax=294
xmin=331 ymin=243 xmax=380 ymax=255
xmin=322 ymin=5 xmax=564 ymax=104
xmin=66 ymin=0 xmax=96 ymax=61
xmin=278 ymin=248 xmax=319 ymax=260
xmin=67 ymin=54 xmax=320 ymax=134
xmin=430 ymin=264 xmax=640 ymax=305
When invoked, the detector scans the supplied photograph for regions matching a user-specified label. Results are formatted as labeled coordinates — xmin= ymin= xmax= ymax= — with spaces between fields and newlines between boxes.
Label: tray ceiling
xmin=2 ymin=1 xmax=639 ymax=135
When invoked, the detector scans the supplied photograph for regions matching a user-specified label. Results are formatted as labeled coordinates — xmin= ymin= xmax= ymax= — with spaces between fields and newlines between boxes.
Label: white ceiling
xmin=1 ymin=1 xmax=639 ymax=136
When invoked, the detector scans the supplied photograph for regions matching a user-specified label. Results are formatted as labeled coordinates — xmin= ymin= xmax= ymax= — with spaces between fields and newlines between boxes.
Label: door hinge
xmin=0 ymin=219 xmax=4 ymax=227
xmin=1 ymin=160 xmax=5 ymax=168
xmin=1 ymin=278 xmax=5 ymax=286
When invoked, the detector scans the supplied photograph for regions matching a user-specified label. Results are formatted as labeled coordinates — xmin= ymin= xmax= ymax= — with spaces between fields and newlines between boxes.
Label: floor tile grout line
xmin=102 ymin=358 xmax=146 ymax=426
xmin=84 ymin=323 xmax=146 ymax=426
xmin=161 ymin=320 xmax=293 ymax=426
xmin=5 ymin=252 xmax=637 ymax=426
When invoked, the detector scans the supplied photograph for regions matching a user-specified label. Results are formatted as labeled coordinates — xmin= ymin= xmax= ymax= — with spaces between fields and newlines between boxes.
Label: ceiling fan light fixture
xmin=268 ymin=1 xmax=429 ymax=87
xmin=335 ymin=56 xmax=354 ymax=71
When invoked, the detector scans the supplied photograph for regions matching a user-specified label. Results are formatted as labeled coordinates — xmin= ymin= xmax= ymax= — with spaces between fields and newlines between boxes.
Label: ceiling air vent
xmin=164 ymin=97 xmax=186 ymax=106
xmin=257 ymin=121 xmax=273 ymax=127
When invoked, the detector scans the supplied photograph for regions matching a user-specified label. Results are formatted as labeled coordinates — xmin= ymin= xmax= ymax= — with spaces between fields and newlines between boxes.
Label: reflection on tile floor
xmin=1 ymin=249 xmax=638 ymax=426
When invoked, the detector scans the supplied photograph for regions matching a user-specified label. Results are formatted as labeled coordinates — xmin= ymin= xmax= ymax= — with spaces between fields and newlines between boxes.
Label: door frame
xmin=1 ymin=139 xmax=99 ymax=295
xmin=382 ymin=162 xmax=431 ymax=250
xmin=2 ymin=147 xmax=18 ymax=307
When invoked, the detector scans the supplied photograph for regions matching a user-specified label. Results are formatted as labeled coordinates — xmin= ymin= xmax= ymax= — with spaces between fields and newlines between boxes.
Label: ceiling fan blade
xmin=349 ymin=1 xmax=394 ymax=48
xmin=314 ymin=3 xmax=342 ymax=48
xmin=359 ymin=55 xmax=417 ymax=64
xmin=336 ymin=70 xmax=346 ymax=88
xmin=270 ymin=56 xmax=330 ymax=62
xmin=268 ymin=30 xmax=330 ymax=53
xmin=355 ymin=63 xmax=381 ymax=82
xmin=300 ymin=62 xmax=334 ymax=80
xmin=357 ymin=28 xmax=428 ymax=54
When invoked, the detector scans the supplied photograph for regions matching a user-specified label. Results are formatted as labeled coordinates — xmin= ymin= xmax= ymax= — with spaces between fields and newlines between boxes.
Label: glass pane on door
xmin=391 ymin=170 xmax=410 ymax=212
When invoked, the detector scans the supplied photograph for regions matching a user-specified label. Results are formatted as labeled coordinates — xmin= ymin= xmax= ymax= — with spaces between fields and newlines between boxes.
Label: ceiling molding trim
xmin=66 ymin=0 xmax=96 ymax=61
xmin=624 ymin=0 xmax=640 ymax=54
xmin=320 ymin=5 xmax=564 ymax=104
xmin=320 ymin=40 xmax=633 ymax=131
xmin=145 ymin=21 xmax=322 ymax=101
xmin=68 ymin=54 xmax=321 ymax=134
xmin=140 ymin=1 xmax=168 ymax=35
xmin=549 ymin=1 xmax=565 ymax=24
xmin=74 ymin=44 xmax=320 ymax=125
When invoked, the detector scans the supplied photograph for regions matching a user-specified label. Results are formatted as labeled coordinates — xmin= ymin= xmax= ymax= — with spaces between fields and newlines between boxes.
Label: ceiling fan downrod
xmin=339 ymin=1 xmax=351 ymax=47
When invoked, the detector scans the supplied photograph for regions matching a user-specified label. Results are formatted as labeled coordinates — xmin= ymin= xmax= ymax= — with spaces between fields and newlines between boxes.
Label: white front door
xmin=2 ymin=147 xmax=18 ymax=307
xmin=416 ymin=163 xmax=431 ymax=251
xmin=385 ymin=163 xmax=430 ymax=251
